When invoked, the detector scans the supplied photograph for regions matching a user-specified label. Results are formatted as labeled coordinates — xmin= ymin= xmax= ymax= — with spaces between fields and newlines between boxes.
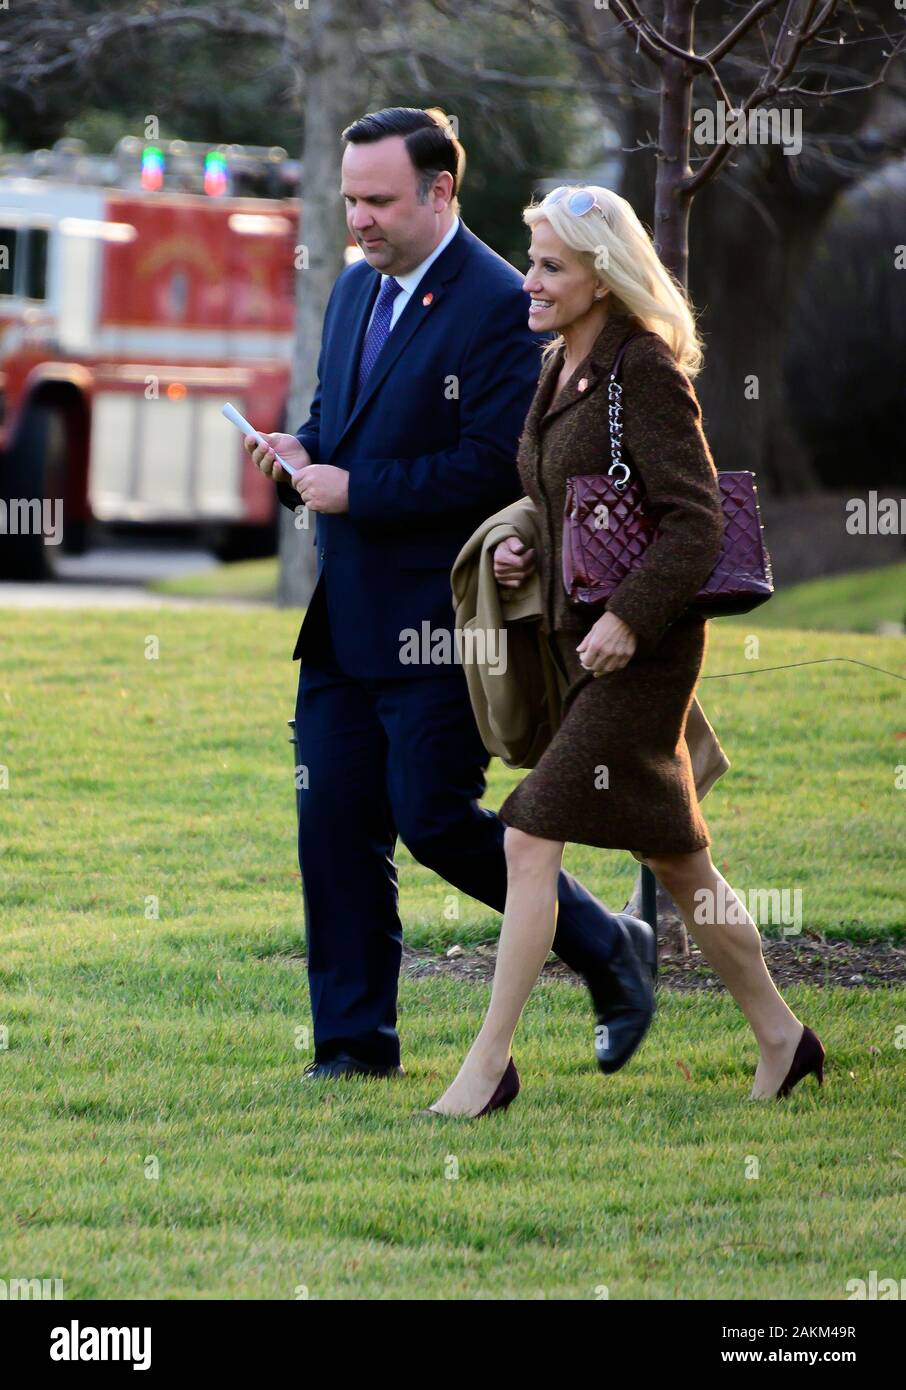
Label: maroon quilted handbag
xmin=562 ymin=332 xmax=774 ymax=618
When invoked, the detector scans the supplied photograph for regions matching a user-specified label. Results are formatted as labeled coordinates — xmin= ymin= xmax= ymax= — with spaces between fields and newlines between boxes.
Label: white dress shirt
xmin=365 ymin=216 xmax=461 ymax=334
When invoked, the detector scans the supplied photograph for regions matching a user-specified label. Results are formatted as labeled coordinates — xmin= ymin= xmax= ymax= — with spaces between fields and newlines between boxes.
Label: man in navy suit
xmin=245 ymin=108 xmax=654 ymax=1080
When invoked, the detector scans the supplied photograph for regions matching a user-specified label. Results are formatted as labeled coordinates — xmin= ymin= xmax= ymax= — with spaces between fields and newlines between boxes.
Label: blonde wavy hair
xmin=524 ymin=186 xmax=704 ymax=378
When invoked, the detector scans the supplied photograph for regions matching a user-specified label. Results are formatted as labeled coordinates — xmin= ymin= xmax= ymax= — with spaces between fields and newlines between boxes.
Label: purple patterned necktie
xmin=356 ymin=276 xmax=403 ymax=395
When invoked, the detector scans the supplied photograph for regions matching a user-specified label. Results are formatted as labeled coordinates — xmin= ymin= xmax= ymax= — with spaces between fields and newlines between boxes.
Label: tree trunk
xmin=278 ymin=2 xmax=361 ymax=608
xmin=653 ymin=0 xmax=695 ymax=283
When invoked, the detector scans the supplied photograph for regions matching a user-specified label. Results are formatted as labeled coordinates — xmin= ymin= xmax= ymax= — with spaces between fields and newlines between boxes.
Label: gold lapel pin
xmin=422 ymin=292 xmax=434 ymax=306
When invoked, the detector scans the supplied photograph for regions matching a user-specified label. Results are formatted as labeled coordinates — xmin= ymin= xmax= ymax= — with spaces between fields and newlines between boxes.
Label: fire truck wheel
xmin=0 ymin=403 xmax=73 ymax=580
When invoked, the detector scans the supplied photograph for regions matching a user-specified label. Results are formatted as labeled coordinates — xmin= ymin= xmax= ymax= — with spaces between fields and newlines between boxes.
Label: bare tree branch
xmin=606 ymin=0 xmax=669 ymax=67
xmin=0 ymin=3 xmax=300 ymax=93
xmin=704 ymin=0 xmax=791 ymax=64
xmin=358 ymin=39 xmax=605 ymax=91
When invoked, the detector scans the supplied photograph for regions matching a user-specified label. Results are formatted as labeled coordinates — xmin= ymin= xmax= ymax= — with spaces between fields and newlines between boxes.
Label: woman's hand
xmin=493 ymin=537 xmax=536 ymax=589
xmin=575 ymin=611 xmax=637 ymax=676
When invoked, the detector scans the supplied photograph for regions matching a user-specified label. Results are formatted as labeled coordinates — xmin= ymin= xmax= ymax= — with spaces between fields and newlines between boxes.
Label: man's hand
xmin=244 ymin=432 xmax=311 ymax=482
xmin=575 ymin=611 xmax=637 ymax=676
xmin=291 ymin=464 xmax=349 ymax=514
xmin=243 ymin=432 xmax=348 ymax=513
xmin=493 ymin=537 xmax=536 ymax=589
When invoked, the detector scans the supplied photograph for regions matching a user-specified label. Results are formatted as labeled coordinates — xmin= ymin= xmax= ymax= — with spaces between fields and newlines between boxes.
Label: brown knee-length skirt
xmin=498 ymin=613 xmax=712 ymax=856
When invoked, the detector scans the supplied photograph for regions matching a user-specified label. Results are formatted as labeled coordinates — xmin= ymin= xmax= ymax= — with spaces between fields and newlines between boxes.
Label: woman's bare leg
xmin=427 ymin=828 xmax=564 ymax=1116
xmin=644 ymin=847 xmax=804 ymax=1098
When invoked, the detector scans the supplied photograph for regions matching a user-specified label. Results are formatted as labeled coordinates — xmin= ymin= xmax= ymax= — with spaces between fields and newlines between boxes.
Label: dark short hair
xmin=341 ymin=106 xmax=465 ymax=207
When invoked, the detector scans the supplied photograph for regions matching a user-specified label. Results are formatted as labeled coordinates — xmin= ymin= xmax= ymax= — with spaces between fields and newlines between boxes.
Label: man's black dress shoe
xmin=301 ymin=1053 xmax=405 ymax=1082
xmin=590 ymin=913 xmax=657 ymax=1074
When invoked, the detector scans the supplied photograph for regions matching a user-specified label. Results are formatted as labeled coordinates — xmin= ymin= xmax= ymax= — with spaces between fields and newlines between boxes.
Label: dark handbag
xmin=562 ymin=332 xmax=774 ymax=618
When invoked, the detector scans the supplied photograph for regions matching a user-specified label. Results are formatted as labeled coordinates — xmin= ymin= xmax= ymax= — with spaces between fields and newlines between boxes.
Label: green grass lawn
xmin=724 ymin=561 xmax=906 ymax=634
xmin=1 ymin=609 xmax=903 ymax=1298
xmin=150 ymin=555 xmax=906 ymax=635
xmin=150 ymin=556 xmax=279 ymax=601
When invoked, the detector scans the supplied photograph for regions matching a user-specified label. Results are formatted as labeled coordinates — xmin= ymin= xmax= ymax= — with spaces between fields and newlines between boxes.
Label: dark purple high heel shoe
xmin=476 ymin=1058 xmax=520 ymax=1116
xmin=416 ymin=1058 xmax=520 ymax=1119
xmin=776 ymin=1026 xmax=825 ymax=1099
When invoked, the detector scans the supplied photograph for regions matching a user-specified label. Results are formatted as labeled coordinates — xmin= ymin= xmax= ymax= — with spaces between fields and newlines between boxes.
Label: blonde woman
xmin=422 ymin=186 xmax=825 ymax=1118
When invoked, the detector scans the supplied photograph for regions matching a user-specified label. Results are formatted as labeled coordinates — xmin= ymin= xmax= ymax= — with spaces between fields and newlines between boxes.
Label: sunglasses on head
xmin=542 ymin=186 xmax=606 ymax=217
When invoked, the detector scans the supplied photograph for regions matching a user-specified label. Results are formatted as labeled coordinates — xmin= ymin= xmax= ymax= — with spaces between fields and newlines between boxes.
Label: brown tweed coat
xmin=497 ymin=309 xmax=725 ymax=855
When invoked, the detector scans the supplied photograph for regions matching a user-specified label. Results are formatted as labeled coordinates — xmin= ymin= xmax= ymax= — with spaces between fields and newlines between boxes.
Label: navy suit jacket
xmin=277 ymin=220 xmax=544 ymax=679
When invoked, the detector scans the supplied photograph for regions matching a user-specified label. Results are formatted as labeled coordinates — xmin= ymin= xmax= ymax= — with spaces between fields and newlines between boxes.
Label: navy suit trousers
xmin=293 ymin=589 xmax=626 ymax=1067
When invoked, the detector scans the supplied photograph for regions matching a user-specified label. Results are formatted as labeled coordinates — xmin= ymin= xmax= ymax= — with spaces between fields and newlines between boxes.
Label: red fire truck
xmin=0 ymin=136 xmax=333 ymax=578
